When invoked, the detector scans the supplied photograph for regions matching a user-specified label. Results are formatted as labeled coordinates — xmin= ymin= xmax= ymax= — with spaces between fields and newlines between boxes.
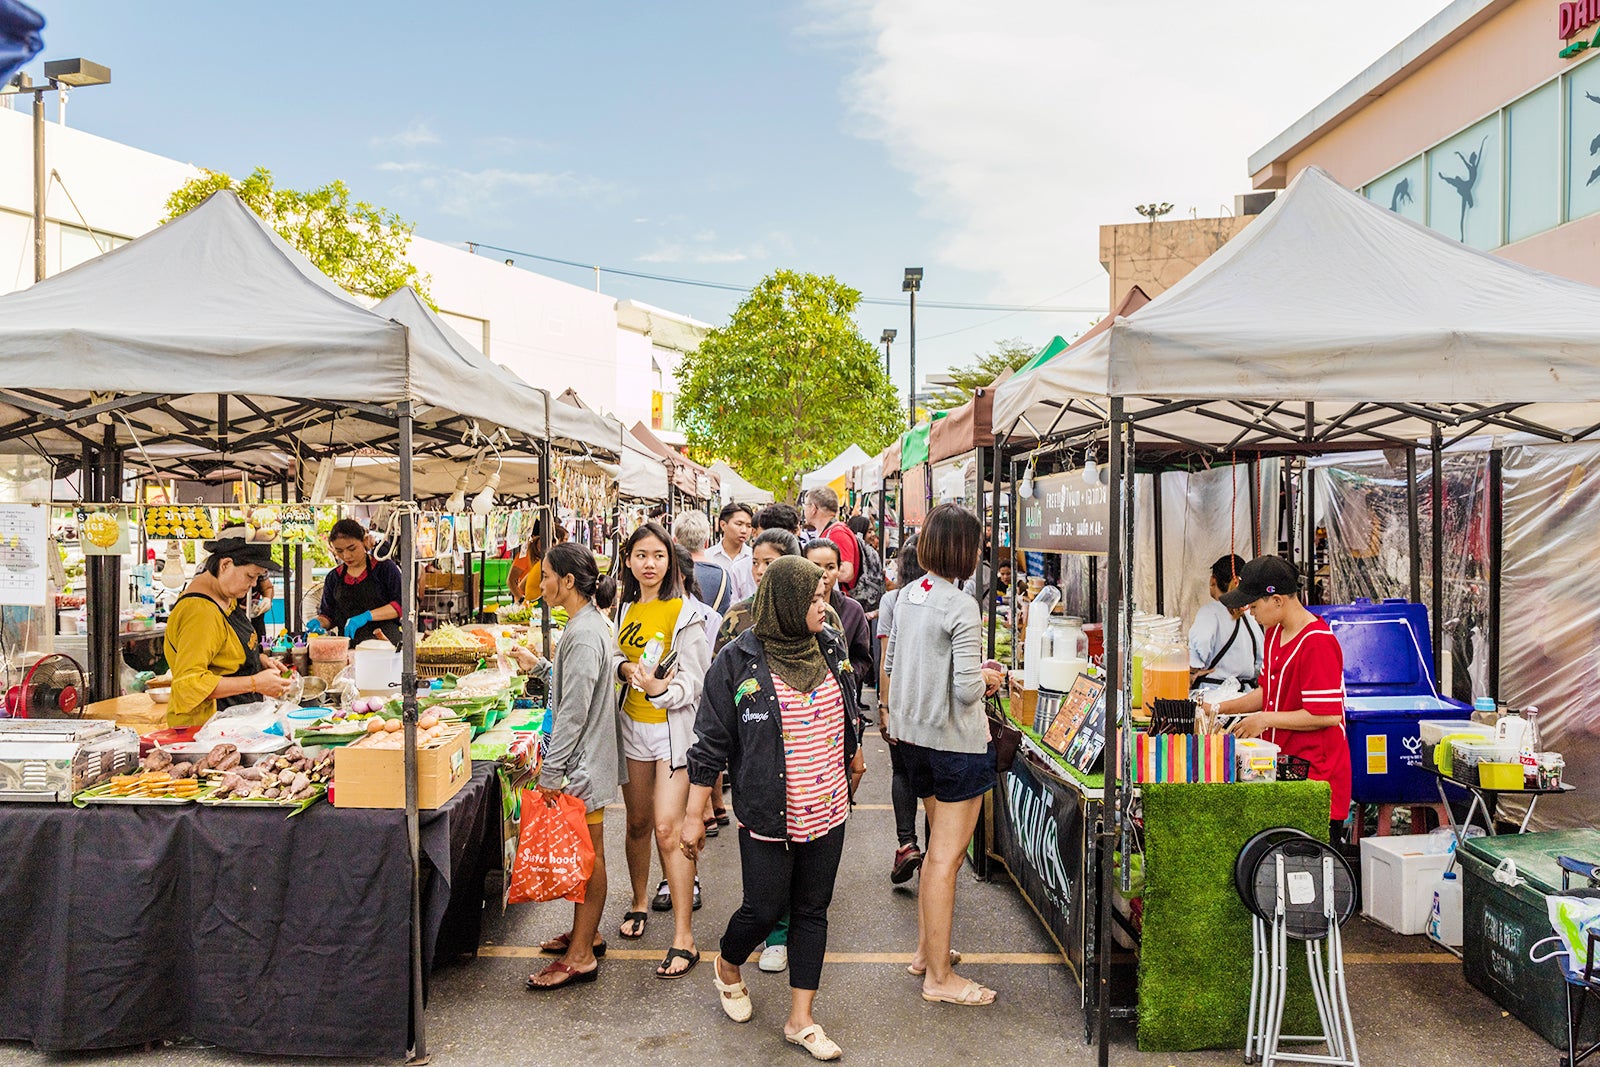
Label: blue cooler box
xmin=1311 ymin=598 xmax=1471 ymax=804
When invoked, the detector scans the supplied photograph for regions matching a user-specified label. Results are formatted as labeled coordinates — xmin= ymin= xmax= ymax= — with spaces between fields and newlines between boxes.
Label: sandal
xmin=694 ymin=876 xmax=703 ymax=911
xmin=703 ymin=816 xmax=720 ymax=838
xmin=785 ymin=1023 xmax=843 ymax=1061
xmin=618 ymin=911 xmax=648 ymax=940
xmin=711 ymin=960 xmax=752 ymax=1022
xmin=654 ymin=946 xmax=700 ymax=980
xmin=539 ymin=932 xmax=606 ymax=957
xmin=921 ymin=980 xmax=996 ymax=1006
xmin=524 ymin=960 xmax=597 ymax=990
xmin=713 ymin=806 xmax=730 ymax=826
xmin=907 ymin=949 xmax=962 ymax=977
xmin=651 ymin=879 xmax=672 ymax=912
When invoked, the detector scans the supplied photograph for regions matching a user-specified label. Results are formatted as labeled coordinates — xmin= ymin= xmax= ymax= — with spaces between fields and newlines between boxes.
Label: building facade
xmin=1250 ymin=0 xmax=1600 ymax=285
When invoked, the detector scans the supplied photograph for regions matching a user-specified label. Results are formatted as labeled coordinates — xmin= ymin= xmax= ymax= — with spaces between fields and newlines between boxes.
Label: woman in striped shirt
xmin=682 ymin=555 xmax=863 ymax=1062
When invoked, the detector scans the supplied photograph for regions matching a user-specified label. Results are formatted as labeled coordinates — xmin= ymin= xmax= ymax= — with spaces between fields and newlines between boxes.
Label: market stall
xmin=990 ymin=166 xmax=1600 ymax=1060
xmin=708 ymin=460 xmax=773 ymax=506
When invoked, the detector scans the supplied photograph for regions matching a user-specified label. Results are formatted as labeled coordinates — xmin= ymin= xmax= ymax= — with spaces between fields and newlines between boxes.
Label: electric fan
xmin=4 ymin=653 xmax=85 ymax=718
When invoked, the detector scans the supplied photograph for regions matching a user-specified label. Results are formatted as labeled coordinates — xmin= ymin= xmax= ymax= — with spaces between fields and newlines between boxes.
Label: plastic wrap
xmin=1317 ymin=450 xmax=1491 ymax=700
xmin=1498 ymin=441 xmax=1600 ymax=832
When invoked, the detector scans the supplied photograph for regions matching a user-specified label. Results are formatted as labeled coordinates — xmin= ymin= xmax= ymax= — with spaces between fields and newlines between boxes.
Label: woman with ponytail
xmin=512 ymin=543 xmax=622 ymax=991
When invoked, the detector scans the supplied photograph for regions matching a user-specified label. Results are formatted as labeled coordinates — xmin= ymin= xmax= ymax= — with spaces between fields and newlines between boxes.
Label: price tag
xmin=1287 ymin=870 xmax=1316 ymax=906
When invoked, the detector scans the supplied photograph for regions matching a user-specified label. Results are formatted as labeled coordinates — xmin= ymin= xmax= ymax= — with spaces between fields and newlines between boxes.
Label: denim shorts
xmin=899 ymin=741 xmax=996 ymax=803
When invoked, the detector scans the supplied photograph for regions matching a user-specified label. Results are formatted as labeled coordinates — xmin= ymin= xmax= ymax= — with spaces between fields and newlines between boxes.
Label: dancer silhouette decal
xmin=1438 ymin=135 xmax=1488 ymax=241
xmin=1389 ymin=178 xmax=1414 ymax=213
xmin=1584 ymin=91 xmax=1600 ymax=188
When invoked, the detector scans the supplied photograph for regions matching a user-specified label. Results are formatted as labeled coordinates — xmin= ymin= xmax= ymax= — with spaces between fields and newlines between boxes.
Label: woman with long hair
xmin=683 ymin=556 xmax=862 ymax=1061
xmin=514 ymin=544 xmax=621 ymax=990
xmin=884 ymin=503 xmax=1004 ymax=1006
xmin=611 ymin=521 xmax=710 ymax=978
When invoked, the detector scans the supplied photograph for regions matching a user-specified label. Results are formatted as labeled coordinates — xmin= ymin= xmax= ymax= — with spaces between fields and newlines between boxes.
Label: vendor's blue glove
xmin=304 ymin=619 xmax=326 ymax=635
xmin=342 ymin=611 xmax=373 ymax=637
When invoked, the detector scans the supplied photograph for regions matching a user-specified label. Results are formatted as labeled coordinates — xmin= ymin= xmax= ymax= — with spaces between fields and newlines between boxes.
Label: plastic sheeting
xmin=1498 ymin=441 xmax=1600 ymax=832
xmin=1316 ymin=450 xmax=1493 ymax=701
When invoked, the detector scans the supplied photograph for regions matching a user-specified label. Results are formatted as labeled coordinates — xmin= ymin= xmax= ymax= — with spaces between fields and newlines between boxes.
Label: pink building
xmin=1250 ymin=0 xmax=1600 ymax=284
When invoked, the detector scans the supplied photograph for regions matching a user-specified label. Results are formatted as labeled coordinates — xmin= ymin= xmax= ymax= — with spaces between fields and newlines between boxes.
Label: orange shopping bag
xmin=507 ymin=789 xmax=595 ymax=904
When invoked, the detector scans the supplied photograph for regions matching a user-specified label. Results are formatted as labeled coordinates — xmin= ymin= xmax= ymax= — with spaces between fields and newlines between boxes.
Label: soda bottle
xmin=635 ymin=632 xmax=666 ymax=690
xmin=1521 ymin=708 xmax=1541 ymax=787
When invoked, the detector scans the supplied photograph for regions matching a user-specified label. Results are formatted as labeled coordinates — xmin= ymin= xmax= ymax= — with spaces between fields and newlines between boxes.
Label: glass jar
xmin=1141 ymin=617 xmax=1189 ymax=718
xmin=1129 ymin=613 xmax=1154 ymax=710
xmin=1039 ymin=616 xmax=1089 ymax=692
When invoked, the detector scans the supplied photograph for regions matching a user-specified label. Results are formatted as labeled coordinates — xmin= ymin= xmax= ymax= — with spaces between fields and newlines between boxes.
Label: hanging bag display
xmin=507 ymin=789 xmax=595 ymax=904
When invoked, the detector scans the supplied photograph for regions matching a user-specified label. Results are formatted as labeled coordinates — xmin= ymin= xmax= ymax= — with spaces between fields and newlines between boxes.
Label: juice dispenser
xmin=1141 ymin=617 xmax=1189 ymax=718
xmin=1039 ymin=616 xmax=1089 ymax=692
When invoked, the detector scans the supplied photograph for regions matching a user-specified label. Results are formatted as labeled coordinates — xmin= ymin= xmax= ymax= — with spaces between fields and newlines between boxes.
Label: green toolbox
xmin=1457 ymin=829 xmax=1600 ymax=1050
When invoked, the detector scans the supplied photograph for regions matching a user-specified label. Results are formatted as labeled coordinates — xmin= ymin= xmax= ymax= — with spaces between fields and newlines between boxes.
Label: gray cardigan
xmin=540 ymin=603 xmax=624 ymax=811
xmin=884 ymin=573 xmax=989 ymax=754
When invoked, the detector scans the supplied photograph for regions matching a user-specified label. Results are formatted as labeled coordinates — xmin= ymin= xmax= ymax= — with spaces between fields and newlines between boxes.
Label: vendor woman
xmin=307 ymin=518 xmax=404 ymax=646
xmin=163 ymin=534 xmax=290 ymax=727
xmin=1211 ymin=556 xmax=1353 ymax=843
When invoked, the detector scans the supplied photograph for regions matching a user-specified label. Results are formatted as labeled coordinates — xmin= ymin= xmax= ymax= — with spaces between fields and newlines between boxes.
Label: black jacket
xmin=687 ymin=626 xmax=862 ymax=841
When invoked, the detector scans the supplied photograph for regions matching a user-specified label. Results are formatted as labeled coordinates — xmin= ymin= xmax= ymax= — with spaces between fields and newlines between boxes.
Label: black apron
xmin=1194 ymin=614 xmax=1260 ymax=690
xmin=326 ymin=563 xmax=403 ymax=648
xmin=176 ymin=591 xmax=264 ymax=713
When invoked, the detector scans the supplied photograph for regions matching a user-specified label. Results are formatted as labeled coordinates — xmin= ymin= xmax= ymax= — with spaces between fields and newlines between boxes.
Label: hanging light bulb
xmin=1018 ymin=461 xmax=1036 ymax=501
xmin=160 ymin=541 xmax=186 ymax=591
xmin=472 ymin=470 xmax=500 ymax=516
xmin=1083 ymin=452 xmax=1100 ymax=485
xmin=445 ymin=470 xmax=469 ymax=513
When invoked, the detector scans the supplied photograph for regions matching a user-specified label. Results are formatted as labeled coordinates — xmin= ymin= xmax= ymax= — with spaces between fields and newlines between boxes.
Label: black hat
xmin=204 ymin=536 xmax=281 ymax=573
xmin=1219 ymin=555 xmax=1298 ymax=611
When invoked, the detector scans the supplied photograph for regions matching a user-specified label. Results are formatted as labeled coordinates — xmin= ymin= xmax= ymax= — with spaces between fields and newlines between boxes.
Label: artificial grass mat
xmin=1138 ymin=781 xmax=1330 ymax=1052
xmin=1006 ymin=711 xmax=1105 ymax=790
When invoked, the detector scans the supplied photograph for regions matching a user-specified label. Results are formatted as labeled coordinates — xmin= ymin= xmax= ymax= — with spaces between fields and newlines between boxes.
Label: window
xmin=1428 ymin=117 xmax=1501 ymax=249
xmin=1508 ymin=82 xmax=1560 ymax=242
xmin=1568 ymin=57 xmax=1600 ymax=222
xmin=1365 ymin=157 xmax=1425 ymax=224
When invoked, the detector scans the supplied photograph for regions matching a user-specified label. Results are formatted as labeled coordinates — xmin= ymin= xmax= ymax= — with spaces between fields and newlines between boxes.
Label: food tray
xmin=196 ymin=784 xmax=327 ymax=810
xmin=75 ymin=783 xmax=197 ymax=805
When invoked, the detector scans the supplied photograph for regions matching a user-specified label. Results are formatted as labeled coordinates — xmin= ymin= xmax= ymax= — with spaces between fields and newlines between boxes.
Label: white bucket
xmin=352 ymin=639 xmax=401 ymax=693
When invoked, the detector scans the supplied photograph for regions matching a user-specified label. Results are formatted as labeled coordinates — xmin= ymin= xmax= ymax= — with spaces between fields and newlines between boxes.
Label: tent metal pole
xmin=397 ymin=401 xmax=427 ymax=1064
xmin=986 ymin=443 xmax=1001 ymax=658
xmin=86 ymin=430 xmax=123 ymax=702
xmin=1406 ymin=447 xmax=1423 ymax=606
xmin=1302 ymin=404 xmax=1316 ymax=600
xmin=1151 ymin=470 xmax=1164 ymax=614
xmin=1247 ymin=458 xmax=1261 ymax=553
xmin=540 ymin=402 xmax=553 ymax=657
xmin=1096 ymin=399 xmax=1126 ymax=1067
xmin=1282 ymin=461 xmax=1296 ymax=570
xmin=1430 ymin=425 xmax=1445 ymax=675
xmin=1488 ymin=448 xmax=1503 ymax=698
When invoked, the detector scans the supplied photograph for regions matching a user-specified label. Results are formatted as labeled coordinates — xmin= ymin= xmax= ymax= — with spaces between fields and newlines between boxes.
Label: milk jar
xmin=1039 ymin=616 xmax=1089 ymax=692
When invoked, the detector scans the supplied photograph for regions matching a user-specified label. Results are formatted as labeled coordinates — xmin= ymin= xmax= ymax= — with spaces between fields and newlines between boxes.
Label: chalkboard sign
xmin=1016 ymin=470 xmax=1110 ymax=554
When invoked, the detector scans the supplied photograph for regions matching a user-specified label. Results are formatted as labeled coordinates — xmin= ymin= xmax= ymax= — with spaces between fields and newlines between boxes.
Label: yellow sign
xmin=1365 ymin=734 xmax=1388 ymax=776
xmin=651 ymin=391 xmax=664 ymax=429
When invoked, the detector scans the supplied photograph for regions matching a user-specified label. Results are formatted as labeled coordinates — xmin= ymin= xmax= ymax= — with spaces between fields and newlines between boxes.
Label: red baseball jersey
xmin=1261 ymin=616 xmax=1352 ymax=822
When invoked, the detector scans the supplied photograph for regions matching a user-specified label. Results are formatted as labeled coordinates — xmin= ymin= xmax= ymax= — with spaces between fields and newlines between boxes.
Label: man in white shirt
xmin=705 ymin=501 xmax=755 ymax=602
xmin=1190 ymin=553 xmax=1264 ymax=687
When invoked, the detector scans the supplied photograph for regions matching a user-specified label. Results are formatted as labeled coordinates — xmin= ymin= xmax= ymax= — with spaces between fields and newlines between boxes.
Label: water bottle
xmin=1521 ymin=708 xmax=1541 ymax=787
xmin=635 ymin=632 xmax=666 ymax=690
xmin=1427 ymin=870 xmax=1463 ymax=947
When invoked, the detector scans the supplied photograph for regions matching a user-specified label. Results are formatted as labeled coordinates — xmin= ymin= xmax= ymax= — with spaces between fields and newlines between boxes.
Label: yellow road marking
xmin=1343 ymin=952 xmax=1459 ymax=964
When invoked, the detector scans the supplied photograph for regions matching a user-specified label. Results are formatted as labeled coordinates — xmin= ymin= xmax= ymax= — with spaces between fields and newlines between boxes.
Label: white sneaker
xmin=758 ymin=943 xmax=789 ymax=973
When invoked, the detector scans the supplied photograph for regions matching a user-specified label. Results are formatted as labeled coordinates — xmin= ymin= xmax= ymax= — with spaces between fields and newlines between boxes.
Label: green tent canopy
xmin=899 ymin=412 xmax=947 ymax=470
xmin=1014 ymin=335 xmax=1071 ymax=376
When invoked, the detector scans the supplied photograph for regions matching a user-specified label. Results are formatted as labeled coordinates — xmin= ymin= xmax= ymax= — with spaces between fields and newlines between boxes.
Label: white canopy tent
xmin=708 ymin=461 xmax=773 ymax=506
xmin=801 ymin=444 xmax=871 ymax=494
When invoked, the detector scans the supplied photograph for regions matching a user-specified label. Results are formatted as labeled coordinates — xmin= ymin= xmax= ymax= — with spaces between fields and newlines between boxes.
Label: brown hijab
xmin=751 ymin=555 xmax=828 ymax=692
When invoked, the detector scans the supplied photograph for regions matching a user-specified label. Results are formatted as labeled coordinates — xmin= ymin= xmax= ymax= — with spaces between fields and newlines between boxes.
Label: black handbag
xmin=987 ymin=694 xmax=1022 ymax=775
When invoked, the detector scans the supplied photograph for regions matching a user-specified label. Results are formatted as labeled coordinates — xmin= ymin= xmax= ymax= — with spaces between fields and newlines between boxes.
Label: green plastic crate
xmin=1458 ymin=829 xmax=1600 ymax=1050
xmin=473 ymin=557 xmax=513 ymax=601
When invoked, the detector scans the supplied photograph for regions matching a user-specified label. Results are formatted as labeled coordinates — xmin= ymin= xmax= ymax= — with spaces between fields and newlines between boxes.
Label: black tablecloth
xmin=0 ymin=763 xmax=498 ymax=1061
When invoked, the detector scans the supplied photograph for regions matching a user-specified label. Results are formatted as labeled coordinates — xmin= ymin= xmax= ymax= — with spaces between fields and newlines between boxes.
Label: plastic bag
xmin=507 ymin=789 xmax=594 ymax=905
xmin=1531 ymin=894 xmax=1600 ymax=982
xmin=195 ymin=701 xmax=285 ymax=744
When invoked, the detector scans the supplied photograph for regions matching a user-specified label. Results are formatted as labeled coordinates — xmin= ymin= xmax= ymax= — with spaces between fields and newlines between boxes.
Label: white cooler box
xmin=1359 ymin=834 xmax=1453 ymax=935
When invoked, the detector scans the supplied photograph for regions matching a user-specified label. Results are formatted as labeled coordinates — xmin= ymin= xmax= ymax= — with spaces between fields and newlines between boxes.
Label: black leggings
xmin=888 ymin=741 xmax=919 ymax=848
xmin=721 ymin=825 xmax=846 ymax=991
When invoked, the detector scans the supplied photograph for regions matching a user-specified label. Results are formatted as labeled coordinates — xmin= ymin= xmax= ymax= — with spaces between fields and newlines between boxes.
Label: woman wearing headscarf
xmin=681 ymin=556 xmax=861 ymax=1062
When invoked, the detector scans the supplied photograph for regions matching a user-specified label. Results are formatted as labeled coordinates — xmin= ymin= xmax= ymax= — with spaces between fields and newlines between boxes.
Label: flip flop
xmin=618 ymin=911 xmax=648 ymax=940
xmin=655 ymin=947 xmax=700 ymax=980
xmin=907 ymin=949 xmax=962 ymax=976
xmin=539 ymin=932 xmax=607 ymax=957
xmin=921 ymin=980 xmax=996 ymax=1006
xmin=651 ymin=879 xmax=672 ymax=912
xmin=713 ymin=807 xmax=731 ymax=826
xmin=711 ymin=961 xmax=752 ymax=1022
xmin=525 ymin=960 xmax=598 ymax=990
xmin=703 ymin=817 xmax=720 ymax=838
xmin=785 ymin=1023 xmax=843 ymax=1061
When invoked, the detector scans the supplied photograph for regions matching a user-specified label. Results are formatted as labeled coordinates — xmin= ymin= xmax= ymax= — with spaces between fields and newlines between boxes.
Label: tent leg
xmin=398 ymin=402 xmax=428 ymax=1064
xmin=986 ymin=443 xmax=1002 ymax=659
xmin=539 ymin=432 xmax=553 ymax=657
xmin=1247 ymin=458 xmax=1261 ymax=554
xmin=1096 ymin=400 xmax=1127 ymax=1067
xmin=1487 ymin=449 xmax=1503 ymax=698
xmin=86 ymin=428 xmax=122 ymax=701
xmin=1430 ymin=425 xmax=1445 ymax=676
xmin=1406 ymin=447 xmax=1423 ymax=606
xmin=1151 ymin=470 xmax=1164 ymax=614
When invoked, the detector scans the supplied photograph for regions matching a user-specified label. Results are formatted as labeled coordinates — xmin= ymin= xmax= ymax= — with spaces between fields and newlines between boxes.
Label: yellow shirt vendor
xmin=162 ymin=535 xmax=291 ymax=728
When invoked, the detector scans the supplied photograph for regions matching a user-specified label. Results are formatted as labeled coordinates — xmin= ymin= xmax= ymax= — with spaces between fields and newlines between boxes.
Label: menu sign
xmin=1016 ymin=470 xmax=1109 ymax=554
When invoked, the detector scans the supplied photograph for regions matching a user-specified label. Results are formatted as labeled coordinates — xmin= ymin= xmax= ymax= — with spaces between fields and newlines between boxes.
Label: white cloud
xmin=636 ymin=244 xmax=753 ymax=264
xmin=380 ymin=163 xmax=617 ymax=216
xmin=375 ymin=160 xmax=429 ymax=173
xmin=370 ymin=119 xmax=441 ymax=149
xmin=830 ymin=0 xmax=1446 ymax=309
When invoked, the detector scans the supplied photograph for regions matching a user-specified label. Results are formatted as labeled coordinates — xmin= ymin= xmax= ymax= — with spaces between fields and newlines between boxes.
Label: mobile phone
xmin=655 ymin=650 xmax=679 ymax=678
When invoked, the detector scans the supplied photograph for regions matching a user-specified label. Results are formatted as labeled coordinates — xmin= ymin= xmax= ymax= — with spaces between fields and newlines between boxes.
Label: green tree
xmin=164 ymin=167 xmax=431 ymax=303
xmin=675 ymin=270 xmax=904 ymax=501
xmin=928 ymin=337 xmax=1039 ymax=411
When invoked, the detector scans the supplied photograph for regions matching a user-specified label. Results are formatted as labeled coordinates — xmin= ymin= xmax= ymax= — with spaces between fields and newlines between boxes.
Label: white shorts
xmin=620 ymin=713 xmax=673 ymax=764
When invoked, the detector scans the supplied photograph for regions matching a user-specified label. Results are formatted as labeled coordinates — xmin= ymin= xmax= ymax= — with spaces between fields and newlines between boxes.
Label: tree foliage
xmin=928 ymin=337 xmax=1039 ymax=411
xmin=164 ymin=167 xmax=431 ymax=303
xmin=675 ymin=270 xmax=904 ymax=501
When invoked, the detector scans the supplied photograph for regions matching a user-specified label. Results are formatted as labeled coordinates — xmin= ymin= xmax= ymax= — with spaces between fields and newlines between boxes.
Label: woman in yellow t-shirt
xmin=611 ymin=521 xmax=710 ymax=980
xmin=162 ymin=535 xmax=291 ymax=728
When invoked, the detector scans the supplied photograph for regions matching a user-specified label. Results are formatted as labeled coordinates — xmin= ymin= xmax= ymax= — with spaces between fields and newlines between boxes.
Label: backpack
xmin=845 ymin=530 xmax=885 ymax=613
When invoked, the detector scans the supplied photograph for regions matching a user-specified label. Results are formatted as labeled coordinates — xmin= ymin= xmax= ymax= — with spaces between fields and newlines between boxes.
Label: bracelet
xmin=250 ymin=676 xmax=257 ymax=694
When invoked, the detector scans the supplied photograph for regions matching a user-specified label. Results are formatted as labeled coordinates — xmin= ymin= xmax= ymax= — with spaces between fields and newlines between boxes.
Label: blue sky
xmin=26 ymin=1 xmax=1445 ymax=385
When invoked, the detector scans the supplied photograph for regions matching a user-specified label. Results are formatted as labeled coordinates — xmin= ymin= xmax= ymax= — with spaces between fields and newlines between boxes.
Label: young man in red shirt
xmin=1211 ymin=556 xmax=1353 ymax=843
xmin=802 ymin=487 xmax=860 ymax=594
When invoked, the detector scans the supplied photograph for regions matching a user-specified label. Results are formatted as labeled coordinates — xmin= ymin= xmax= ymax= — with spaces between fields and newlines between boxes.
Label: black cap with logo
xmin=1219 ymin=555 xmax=1299 ymax=611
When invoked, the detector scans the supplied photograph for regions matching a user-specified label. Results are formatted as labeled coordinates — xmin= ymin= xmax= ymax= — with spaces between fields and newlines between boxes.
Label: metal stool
xmin=1530 ymin=856 xmax=1600 ymax=1067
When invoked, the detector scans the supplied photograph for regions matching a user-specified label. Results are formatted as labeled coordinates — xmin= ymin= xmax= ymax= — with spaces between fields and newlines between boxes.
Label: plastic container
xmin=1236 ymin=738 xmax=1280 ymax=783
xmin=1361 ymin=834 xmax=1456 ymax=935
xmin=1418 ymin=718 xmax=1494 ymax=772
xmin=1141 ymin=617 xmax=1188 ymax=718
xmin=1039 ymin=616 xmax=1089 ymax=692
xmin=352 ymin=639 xmax=401 ymax=693
xmin=1450 ymin=740 xmax=1517 ymax=785
xmin=1476 ymin=761 xmax=1525 ymax=790
xmin=1345 ymin=696 xmax=1474 ymax=803
xmin=1426 ymin=869 xmax=1463 ymax=947
xmin=308 ymin=635 xmax=350 ymax=662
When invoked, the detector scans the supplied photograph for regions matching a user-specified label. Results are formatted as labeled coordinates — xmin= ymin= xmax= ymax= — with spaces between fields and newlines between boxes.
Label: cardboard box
xmin=332 ymin=724 xmax=471 ymax=809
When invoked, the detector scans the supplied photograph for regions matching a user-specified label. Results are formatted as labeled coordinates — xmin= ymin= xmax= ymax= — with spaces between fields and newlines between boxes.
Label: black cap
xmin=204 ymin=536 xmax=281 ymax=573
xmin=1219 ymin=555 xmax=1298 ymax=610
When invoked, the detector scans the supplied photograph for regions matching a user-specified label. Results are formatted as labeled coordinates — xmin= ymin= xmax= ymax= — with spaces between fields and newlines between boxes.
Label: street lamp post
xmin=903 ymin=268 xmax=922 ymax=429
xmin=879 ymin=328 xmax=896 ymax=380
xmin=2 ymin=58 xmax=112 ymax=283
